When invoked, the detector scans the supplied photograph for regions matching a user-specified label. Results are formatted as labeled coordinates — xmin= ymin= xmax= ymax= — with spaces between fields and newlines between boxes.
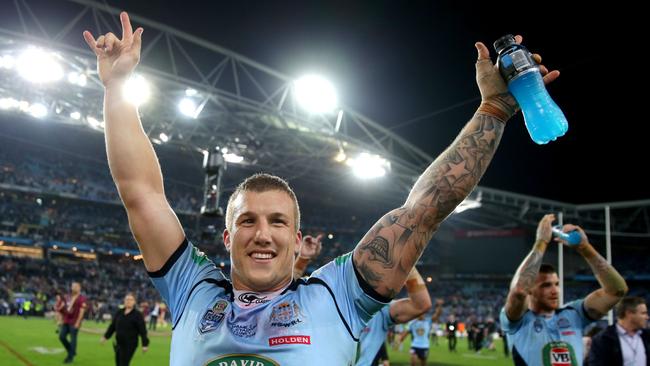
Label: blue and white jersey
xmin=500 ymin=299 xmax=596 ymax=366
xmin=408 ymin=318 xmax=432 ymax=349
xmin=149 ymin=239 xmax=387 ymax=365
xmin=356 ymin=305 xmax=394 ymax=366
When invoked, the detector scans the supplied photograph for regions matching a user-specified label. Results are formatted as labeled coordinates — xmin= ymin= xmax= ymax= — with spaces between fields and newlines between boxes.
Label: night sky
xmin=4 ymin=0 xmax=647 ymax=204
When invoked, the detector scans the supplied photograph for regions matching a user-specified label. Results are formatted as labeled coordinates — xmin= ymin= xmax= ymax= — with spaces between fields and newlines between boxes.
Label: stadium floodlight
xmin=223 ymin=152 xmax=244 ymax=164
xmin=87 ymin=116 xmax=104 ymax=129
xmin=294 ymin=75 xmax=337 ymax=113
xmin=346 ymin=152 xmax=390 ymax=179
xmin=123 ymin=74 xmax=151 ymax=106
xmin=28 ymin=103 xmax=48 ymax=118
xmin=70 ymin=111 xmax=81 ymax=120
xmin=159 ymin=132 xmax=169 ymax=142
xmin=328 ymin=234 xmax=334 ymax=239
xmin=185 ymin=88 xmax=198 ymax=96
xmin=67 ymin=72 xmax=87 ymax=87
xmin=16 ymin=48 xmax=64 ymax=83
xmin=0 ymin=97 xmax=19 ymax=109
xmin=0 ymin=55 xmax=15 ymax=69
xmin=334 ymin=148 xmax=347 ymax=163
xmin=178 ymin=97 xmax=198 ymax=118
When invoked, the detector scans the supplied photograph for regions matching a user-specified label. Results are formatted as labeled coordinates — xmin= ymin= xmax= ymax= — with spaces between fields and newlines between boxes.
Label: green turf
xmin=0 ymin=316 xmax=513 ymax=365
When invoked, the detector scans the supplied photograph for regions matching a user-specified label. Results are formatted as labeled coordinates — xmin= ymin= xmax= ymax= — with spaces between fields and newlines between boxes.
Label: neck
xmin=231 ymin=273 xmax=292 ymax=293
xmin=531 ymin=304 xmax=555 ymax=317
xmin=618 ymin=320 xmax=638 ymax=335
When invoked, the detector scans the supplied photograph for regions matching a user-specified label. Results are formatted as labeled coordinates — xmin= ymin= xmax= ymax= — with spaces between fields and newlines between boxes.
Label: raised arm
xmin=292 ymin=234 xmax=323 ymax=278
xmin=504 ymin=214 xmax=554 ymax=321
xmin=83 ymin=12 xmax=184 ymax=271
xmin=353 ymin=35 xmax=560 ymax=298
xmin=389 ymin=268 xmax=433 ymax=323
xmin=558 ymin=224 xmax=628 ymax=319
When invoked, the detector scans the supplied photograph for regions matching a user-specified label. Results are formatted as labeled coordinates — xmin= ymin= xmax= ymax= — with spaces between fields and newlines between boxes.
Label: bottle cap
xmin=493 ymin=34 xmax=516 ymax=54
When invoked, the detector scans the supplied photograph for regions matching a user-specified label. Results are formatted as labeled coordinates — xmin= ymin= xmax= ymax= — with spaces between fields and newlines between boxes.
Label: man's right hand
xmin=535 ymin=213 xmax=555 ymax=244
xmin=83 ymin=12 xmax=143 ymax=88
xmin=100 ymin=336 xmax=107 ymax=344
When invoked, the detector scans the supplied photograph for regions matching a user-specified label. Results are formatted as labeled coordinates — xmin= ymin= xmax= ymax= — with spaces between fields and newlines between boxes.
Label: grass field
xmin=0 ymin=316 xmax=513 ymax=365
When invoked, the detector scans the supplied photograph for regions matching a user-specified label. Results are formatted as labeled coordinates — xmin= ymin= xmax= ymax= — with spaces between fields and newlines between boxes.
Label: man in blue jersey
xmin=84 ymin=11 xmax=559 ymax=364
xmin=400 ymin=301 xmax=443 ymax=366
xmin=501 ymin=214 xmax=628 ymax=366
xmin=356 ymin=269 xmax=436 ymax=366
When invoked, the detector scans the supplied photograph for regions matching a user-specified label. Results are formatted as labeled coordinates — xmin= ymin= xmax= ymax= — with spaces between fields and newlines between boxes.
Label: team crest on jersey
xmin=198 ymin=299 xmax=229 ymax=334
xmin=557 ymin=317 xmax=570 ymax=329
xmin=269 ymin=300 xmax=303 ymax=327
xmin=534 ymin=318 xmax=543 ymax=333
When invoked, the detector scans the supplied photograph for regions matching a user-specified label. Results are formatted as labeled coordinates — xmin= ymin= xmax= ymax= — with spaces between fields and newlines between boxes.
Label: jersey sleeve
xmin=563 ymin=299 xmax=596 ymax=328
xmin=500 ymin=306 xmax=526 ymax=334
xmin=311 ymin=252 xmax=389 ymax=337
xmin=147 ymin=238 xmax=225 ymax=326
xmin=381 ymin=304 xmax=394 ymax=331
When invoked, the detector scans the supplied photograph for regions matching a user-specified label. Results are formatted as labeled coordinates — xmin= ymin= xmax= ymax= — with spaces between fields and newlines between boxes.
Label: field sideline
xmin=0 ymin=317 xmax=513 ymax=365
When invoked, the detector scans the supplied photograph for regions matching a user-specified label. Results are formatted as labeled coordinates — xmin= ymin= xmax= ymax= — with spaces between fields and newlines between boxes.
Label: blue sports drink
xmin=552 ymin=225 xmax=582 ymax=245
xmin=494 ymin=34 xmax=568 ymax=144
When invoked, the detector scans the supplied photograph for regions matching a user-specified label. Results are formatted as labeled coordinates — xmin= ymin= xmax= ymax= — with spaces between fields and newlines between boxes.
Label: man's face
xmin=224 ymin=190 xmax=301 ymax=292
xmin=124 ymin=295 xmax=135 ymax=309
xmin=530 ymin=272 xmax=560 ymax=311
xmin=71 ymin=282 xmax=81 ymax=294
xmin=627 ymin=304 xmax=649 ymax=331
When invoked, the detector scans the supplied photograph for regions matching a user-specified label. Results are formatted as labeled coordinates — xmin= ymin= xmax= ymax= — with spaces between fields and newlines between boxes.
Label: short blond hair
xmin=225 ymin=173 xmax=300 ymax=232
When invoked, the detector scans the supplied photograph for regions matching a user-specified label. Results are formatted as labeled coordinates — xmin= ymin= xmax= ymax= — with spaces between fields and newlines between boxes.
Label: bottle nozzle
xmin=493 ymin=34 xmax=516 ymax=54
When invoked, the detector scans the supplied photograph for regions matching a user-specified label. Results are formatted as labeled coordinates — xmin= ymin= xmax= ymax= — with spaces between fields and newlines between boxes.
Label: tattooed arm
xmin=504 ymin=214 xmax=555 ymax=321
xmin=352 ymin=35 xmax=562 ymax=298
xmin=558 ymin=224 xmax=628 ymax=319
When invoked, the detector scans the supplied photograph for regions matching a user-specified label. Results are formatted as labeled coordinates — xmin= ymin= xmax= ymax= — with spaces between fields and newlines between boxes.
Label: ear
xmin=294 ymin=230 xmax=303 ymax=256
xmin=223 ymin=229 xmax=232 ymax=252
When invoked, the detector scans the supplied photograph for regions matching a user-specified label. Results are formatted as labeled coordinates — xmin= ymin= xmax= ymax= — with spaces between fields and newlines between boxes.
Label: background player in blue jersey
xmin=501 ymin=214 xmax=628 ymax=366
xmin=292 ymin=242 xmax=434 ymax=366
xmin=84 ymin=11 xmax=559 ymax=363
xmin=400 ymin=301 xmax=443 ymax=366
xmin=355 ymin=268 xmax=435 ymax=366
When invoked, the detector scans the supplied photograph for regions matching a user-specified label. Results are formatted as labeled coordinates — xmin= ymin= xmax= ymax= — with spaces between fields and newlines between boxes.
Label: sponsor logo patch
xmin=268 ymin=335 xmax=311 ymax=347
xmin=229 ymin=323 xmax=257 ymax=338
xmin=238 ymin=292 xmax=270 ymax=307
xmin=205 ymin=354 xmax=279 ymax=366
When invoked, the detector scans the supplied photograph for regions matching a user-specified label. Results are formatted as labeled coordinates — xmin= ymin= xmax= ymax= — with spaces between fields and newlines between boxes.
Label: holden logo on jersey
xmin=238 ymin=292 xmax=270 ymax=307
xmin=269 ymin=301 xmax=303 ymax=328
xmin=542 ymin=341 xmax=578 ymax=366
xmin=205 ymin=354 xmax=279 ymax=366
xmin=198 ymin=299 xmax=229 ymax=334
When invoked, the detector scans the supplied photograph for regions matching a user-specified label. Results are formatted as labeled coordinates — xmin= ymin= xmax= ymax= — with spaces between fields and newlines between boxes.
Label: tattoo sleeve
xmin=505 ymin=240 xmax=547 ymax=320
xmin=580 ymin=244 xmax=628 ymax=318
xmin=354 ymin=112 xmax=507 ymax=298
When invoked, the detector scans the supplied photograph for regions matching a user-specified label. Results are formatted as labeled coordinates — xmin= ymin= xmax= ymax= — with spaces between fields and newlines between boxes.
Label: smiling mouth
xmin=249 ymin=252 xmax=277 ymax=261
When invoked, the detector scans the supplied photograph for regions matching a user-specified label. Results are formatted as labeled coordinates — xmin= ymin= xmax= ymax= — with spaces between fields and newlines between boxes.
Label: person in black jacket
xmin=587 ymin=296 xmax=649 ymax=366
xmin=101 ymin=293 xmax=149 ymax=366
